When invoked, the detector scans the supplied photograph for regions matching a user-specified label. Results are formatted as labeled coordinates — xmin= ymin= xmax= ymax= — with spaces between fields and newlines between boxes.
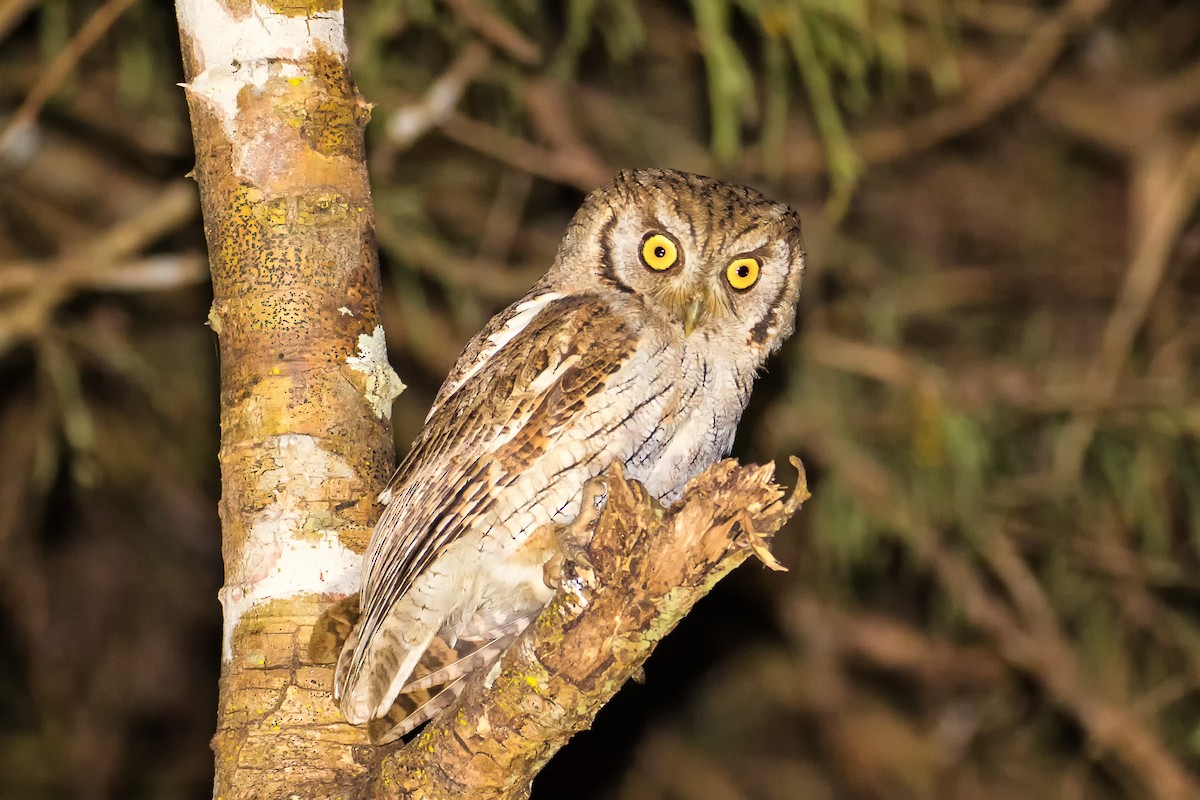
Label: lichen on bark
xmin=176 ymin=2 xmax=394 ymax=796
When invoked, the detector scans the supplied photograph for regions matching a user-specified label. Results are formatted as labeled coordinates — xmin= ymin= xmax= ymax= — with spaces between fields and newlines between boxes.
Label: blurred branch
xmin=930 ymin=545 xmax=1200 ymax=800
xmin=469 ymin=168 xmax=534 ymax=281
xmin=523 ymin=78 xmax=611 ymax=183
xmin=374 ymin=214 xmax=541 ymax=301
xmin=443 ymin=0 xmax=541 ymax=66
xmin=380 ymin=46 xmax=610 ymax=190
xmin=787 ymin=596 xmax=1007 ymax=689
xmin=1037 ymin=57 xmax=1200 ymax=157
xmin=802 ymin=330 xmax=1188 ymax=418
xmin=800 ymin=431 xmax=1200 ymax=800
xmin=384 ymin=41 xmax=491 ymax=150
xmin=0 ymin=0 xmax=139 ymax=162
xmin=440 ymin=109 xmax=610 ymax=190
xmin=0 ymin=181 xmax=200 ymax=358
xmin=765 ymin=0 xmax=1113 ymax=176
xmin=1054 ymin=136 xmax=1200 ymax=484
xmin=0 ymin=0 xmax=40 ymax=44
xmin=953 ymin=1 xmax=1050 ymax=36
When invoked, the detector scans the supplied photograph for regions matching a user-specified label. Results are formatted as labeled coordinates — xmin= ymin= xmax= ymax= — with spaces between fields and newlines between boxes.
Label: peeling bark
xmin=175 ymin=1 xmax=395 ymax=797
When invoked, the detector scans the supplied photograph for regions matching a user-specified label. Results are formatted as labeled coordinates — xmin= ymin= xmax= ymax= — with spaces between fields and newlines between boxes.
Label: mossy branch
xmin=378 ymin=458 xmax=809 ymax=800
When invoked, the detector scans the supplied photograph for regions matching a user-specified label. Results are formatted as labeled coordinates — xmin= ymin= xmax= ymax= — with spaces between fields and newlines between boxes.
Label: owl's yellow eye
xmin=641 ymin=233 xmax=678 ymax=271
xmin=726 ymin=257 xmax=760 ymax=290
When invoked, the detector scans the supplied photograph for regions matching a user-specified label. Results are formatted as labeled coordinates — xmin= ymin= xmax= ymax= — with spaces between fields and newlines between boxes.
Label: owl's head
xmin=552 ymin=169 xmax=805 ymax=359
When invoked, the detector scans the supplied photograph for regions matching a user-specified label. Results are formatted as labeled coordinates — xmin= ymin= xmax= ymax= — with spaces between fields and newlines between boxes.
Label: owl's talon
xmin=557 ymin=532 xmax=595 ymax=573
xmin=570 ymin=477 xmax=609 ymax=543
xmin=541 ymin=480 xmax=608 ymax=589
xmin=542 ymin=530 xmax=596 ymax=592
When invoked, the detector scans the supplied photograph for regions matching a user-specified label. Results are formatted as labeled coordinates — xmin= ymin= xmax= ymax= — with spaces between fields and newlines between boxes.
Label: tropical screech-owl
xmin=334 ymin=168 xmax=805 ymax=742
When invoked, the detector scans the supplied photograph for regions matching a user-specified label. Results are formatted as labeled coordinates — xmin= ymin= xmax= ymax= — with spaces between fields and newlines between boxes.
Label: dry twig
xmin=761 ymin=0 xmax=1113 ymax=177
xmin=0 ymin=0 xmax=139 ymax=160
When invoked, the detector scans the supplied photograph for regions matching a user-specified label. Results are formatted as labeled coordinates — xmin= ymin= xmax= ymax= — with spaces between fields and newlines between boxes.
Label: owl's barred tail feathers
xmin=333 ymin=594 xmax=533 ymax=737
xmin=367 ymin=675 xmax=470 ymax=744
xmin=333 ymin=587 xmax=443 ymax=725
xmin=360 ymin=618 xmax=531 ymax=744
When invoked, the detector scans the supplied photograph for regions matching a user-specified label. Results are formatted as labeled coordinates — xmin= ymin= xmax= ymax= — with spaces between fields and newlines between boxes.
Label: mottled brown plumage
xmin=335 ymin=169 xmax=805 ymax=741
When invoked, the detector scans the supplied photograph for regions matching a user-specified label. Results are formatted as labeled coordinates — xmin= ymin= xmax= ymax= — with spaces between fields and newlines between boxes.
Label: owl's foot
xmin=542 ymin=476 xmax=608 ymax=588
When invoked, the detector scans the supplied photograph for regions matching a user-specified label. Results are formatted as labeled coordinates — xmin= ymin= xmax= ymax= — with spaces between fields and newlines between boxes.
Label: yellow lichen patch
xmin=298 ymin=47 xmax=369 ymax=159
xmin=260 ymin=0 xmax=342 ymax=16
xmin=297 ymin=191 xmax=351 ymax=226
xmin=255 ymin=195 xmax=291 ymax=231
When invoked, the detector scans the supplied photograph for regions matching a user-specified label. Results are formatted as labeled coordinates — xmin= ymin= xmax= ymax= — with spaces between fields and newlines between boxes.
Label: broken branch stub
xmin=379 ymin=457 xmax=809 ymax=800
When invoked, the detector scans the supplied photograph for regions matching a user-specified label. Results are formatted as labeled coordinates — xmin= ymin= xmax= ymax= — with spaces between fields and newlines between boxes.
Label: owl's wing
xmin=422 ymin=289 xmax=565 ymax=426
xmin=335 ymin=292 xmax=637 ymax=722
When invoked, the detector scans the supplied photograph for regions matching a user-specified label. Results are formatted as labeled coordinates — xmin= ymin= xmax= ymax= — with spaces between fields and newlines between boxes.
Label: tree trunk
xmin=175 ymin=2 xmax=400 ymax=797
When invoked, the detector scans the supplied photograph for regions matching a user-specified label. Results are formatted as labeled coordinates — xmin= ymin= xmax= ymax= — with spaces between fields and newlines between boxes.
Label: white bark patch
xmin=347 ymin=325 xmax=405 ymax=420
xmin=218 ymin=434 xmax=362 ymax=661
xmin=177 ymin=0 xmax=346 ymax=72
xmin=176 ymin=0 xmax=346 ymax=165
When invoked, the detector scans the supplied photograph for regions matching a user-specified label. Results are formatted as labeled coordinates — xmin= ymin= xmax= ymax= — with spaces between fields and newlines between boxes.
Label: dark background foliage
xmin=1 ymin=1 xmax=1198 ymax=798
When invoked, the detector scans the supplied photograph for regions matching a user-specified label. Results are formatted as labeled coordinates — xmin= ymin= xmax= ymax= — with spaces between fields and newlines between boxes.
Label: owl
xmin=334 ymin=168 xmax=805 ymax=742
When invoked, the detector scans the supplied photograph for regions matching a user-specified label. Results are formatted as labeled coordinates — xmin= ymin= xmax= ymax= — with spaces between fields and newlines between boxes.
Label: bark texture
xmin=378 ymin=459 xmax=808 ymax=800
xmin=176 ymin=2 xmax=397 ymax=797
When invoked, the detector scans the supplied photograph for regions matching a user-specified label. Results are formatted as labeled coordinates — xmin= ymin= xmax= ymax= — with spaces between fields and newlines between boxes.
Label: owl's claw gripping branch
xmin=541 ymin=476 xmax=608 ymax=588
xmin=377 ymin=457 xmax=807 ymax=800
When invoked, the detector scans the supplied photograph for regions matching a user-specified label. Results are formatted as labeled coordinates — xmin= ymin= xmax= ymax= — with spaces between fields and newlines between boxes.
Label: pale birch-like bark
xmin=175 ymin=2 xmax=399 ymax=796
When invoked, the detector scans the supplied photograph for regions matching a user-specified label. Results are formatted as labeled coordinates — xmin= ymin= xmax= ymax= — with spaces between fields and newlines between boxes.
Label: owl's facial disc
xmin=636 ymin=229 xmax=735 ymax=337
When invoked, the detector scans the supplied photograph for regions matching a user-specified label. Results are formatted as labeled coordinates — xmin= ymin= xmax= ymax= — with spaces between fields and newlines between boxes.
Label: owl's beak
xmin=683 ymin=296 xmax=704 ymax=337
